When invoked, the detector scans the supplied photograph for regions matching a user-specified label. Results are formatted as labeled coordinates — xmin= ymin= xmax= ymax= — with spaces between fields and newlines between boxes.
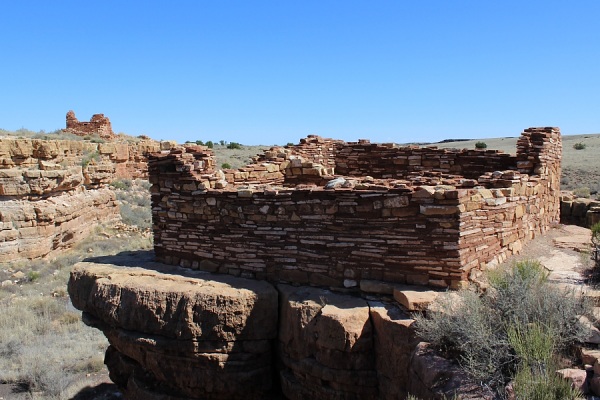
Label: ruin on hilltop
xmin=65 ymin=110 xmax=115 ymax=140
xmin=148 ymin=127 xmax=562 ymax=290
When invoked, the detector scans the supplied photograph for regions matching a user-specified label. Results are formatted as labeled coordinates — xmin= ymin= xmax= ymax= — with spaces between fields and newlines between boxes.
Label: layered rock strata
xmin=69 ymin=256 xmax=492 ymax=400
xmin=0 ymin=188 xmax=119 ymax=261
xmin=0 ymin=137 xmax=164 ymax=260
xmin=69 ymin=256 xmax=279 ymax=400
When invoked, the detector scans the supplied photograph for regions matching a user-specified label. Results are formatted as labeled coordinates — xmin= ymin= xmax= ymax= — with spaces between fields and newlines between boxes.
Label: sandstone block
xmin=393 ymin=284 xmax=440 ymax=311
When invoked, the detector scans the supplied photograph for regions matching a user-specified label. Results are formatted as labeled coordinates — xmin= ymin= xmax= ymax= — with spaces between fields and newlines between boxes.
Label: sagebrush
xmin=415 ymin=260 xmax=592 ymax=396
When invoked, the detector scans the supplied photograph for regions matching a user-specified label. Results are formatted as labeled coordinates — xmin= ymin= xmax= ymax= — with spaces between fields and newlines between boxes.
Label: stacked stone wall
xmin=335 ymin=141 xmax=518 ymax=179
xmin=150 ymin=127 xmax=562 ymax=289
xmin=65 ymin=110 xmax=115 ymax=139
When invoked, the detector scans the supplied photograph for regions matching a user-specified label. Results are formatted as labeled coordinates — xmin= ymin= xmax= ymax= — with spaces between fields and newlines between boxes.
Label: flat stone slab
xmin=68 ymin=251 xmax=279 ymax=341
xmin=392 ymin=284 xmax=442 ymax=311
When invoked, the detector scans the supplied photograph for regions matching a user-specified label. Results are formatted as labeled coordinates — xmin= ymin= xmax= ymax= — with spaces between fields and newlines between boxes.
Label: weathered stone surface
xmin=556 ymin=368 xmax=589 ymax=394
xmin=278 ymin=284 xmax=377 ymax=400
xmin=0 ymin=188 xmax=119 ymax=261
xmin=0 ymin=133 xmax=163 ymax=261
xmin=580 ymin=348 xmax=600 ymax=365
xmin=368 ymin=301 xmax=418 ymax=400
xmin=69 ymin=255 xmax=278 ymax=399
xmin=393 ymin=284 xmax=441 ymax=311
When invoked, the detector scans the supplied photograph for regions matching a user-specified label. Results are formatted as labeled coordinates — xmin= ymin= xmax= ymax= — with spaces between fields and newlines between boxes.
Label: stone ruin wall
xmin=149 ymin=127 xmax=561 ymax=290
xmin=65 ymin=110 xmax=115 ymax=140
xmin=0 ymin=138 xmax=164 ymax=261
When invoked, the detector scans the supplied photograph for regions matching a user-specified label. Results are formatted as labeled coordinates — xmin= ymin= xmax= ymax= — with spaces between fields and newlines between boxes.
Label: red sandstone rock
xmin=68 ymin=257 xmax=278 ymax=399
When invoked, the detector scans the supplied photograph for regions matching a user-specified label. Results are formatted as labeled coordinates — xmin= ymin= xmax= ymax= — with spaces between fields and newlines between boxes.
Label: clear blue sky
xmin=1 ymin=1 xmax=598 ymax=145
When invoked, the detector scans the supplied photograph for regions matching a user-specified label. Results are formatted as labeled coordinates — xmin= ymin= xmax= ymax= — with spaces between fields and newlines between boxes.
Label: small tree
xmin=205 ymin=140 xmax=214 ymax=149
xmin=195 ymin=140 xmax=204 ymax=146
xmin=475 ymin=141 xmax=487 ymax=149
xmin=219 ymin=140 xmax=226 ymax=146
xmin=227 ymin=142 xmax=242 ymax=149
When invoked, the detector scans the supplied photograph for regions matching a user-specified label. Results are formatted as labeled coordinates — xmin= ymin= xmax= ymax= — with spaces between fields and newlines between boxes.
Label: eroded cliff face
xmin=0 ymin=138 xmax=164 ymax=260
xmin=68 ymin=255 xmax=493 ymax=400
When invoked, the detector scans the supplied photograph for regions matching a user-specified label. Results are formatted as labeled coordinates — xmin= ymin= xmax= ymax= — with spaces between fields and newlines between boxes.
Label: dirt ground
xmin=0 ymin=372 xmax=121 ymax=400
xmin=497 ymin=223 xmax=595 ymax=289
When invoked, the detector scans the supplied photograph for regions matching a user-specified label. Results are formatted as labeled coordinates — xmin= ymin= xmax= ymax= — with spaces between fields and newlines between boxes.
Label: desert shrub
xmin=475 ymin=141 xmax=487 ymax=149
xmin=81 ymin=150 xmax=100 ymax=167
xmin=227 ymin=142 xmax=242 ymax=149
xmin=573 ymin=142 xmax=586 ymax=150
xmin=195 ymin=140 xmax=204 ymax=145
xmin=110 ymin=178 xmax=133 ymax=190
xmin=219 ymin=140 xmax=226 ymax=146
xmin=120 ymin=203 xmax=152 ymax=228
xmin=573 ymin=186 xmax=591 ymax=198
xmin=221 ymin=163 xmax=232 ymax=169
xmin=415 ymin=260 xmax=592 ymax=394
xmin=138 ymin=179 xmax=152 ymax=191
xmin=286 ymin=142 xmax=295 ymax=147
xmin=27 ymin=271 xmax=41 ymax=282
xmin=508 ymin=323 xmax=581 ymax=399
xmin=206 ymin=140 xmax=214 ymax=148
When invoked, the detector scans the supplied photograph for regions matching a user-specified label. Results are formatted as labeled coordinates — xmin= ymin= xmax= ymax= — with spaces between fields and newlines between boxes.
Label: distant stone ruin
xmin=149 ymin=127 xmax=562 ymax=290
xmin=65 ymin=110 xmax=115 ymax=140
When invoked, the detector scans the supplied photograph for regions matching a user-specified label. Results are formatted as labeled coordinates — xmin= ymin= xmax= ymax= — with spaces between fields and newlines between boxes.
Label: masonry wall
xmin=149 ymin=127 xmax=561 ymax=289
xmin=66 ymin=110 xmax=115 ymax=140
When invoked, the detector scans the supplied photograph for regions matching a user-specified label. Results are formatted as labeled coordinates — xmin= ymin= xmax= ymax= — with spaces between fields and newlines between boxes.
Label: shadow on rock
xmin=70 ymin=382 xmax=122 ymax=400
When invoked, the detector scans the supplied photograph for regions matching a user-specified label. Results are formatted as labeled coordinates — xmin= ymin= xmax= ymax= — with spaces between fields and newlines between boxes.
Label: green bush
xmin=573 ymin=186 xmax=591 ymax=198
xmin=508 ymin=323 xmax=581 ymax=399
xmin=110 ymin=179 xmax=133 ymax=190
xmin=592 ymin=222 xmax=600 ymax=246
xmin=81 ymin=151 xmax=100 ymax=168
xmin=573 ymin=142 xmax=586 ymax=150
xmin=27 ymin=271 xmax=41 ymax=282
xmin=475 ymin=141 xmax=487 ymax=149
xmin=205 ymin=140 xmax=214 ymax=149
xmin=195 ymin=140 xmax=204 ymax=146
xmin=221 ymin=163 xmax=232 ymax=169
xmin=227 ymin=142 xmax=242 ymax=149
xmin=415 ymin=260 xmax=593 ymax=394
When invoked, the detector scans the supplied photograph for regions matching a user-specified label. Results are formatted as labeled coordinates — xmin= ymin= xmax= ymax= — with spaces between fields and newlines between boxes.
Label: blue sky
xmin=1 ymin=1 xmax=598 ymax=145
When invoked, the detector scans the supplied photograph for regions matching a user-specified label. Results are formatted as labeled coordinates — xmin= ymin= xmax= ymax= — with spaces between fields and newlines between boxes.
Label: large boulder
xmin=69 ymin=255 xmax=279 ymax=400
